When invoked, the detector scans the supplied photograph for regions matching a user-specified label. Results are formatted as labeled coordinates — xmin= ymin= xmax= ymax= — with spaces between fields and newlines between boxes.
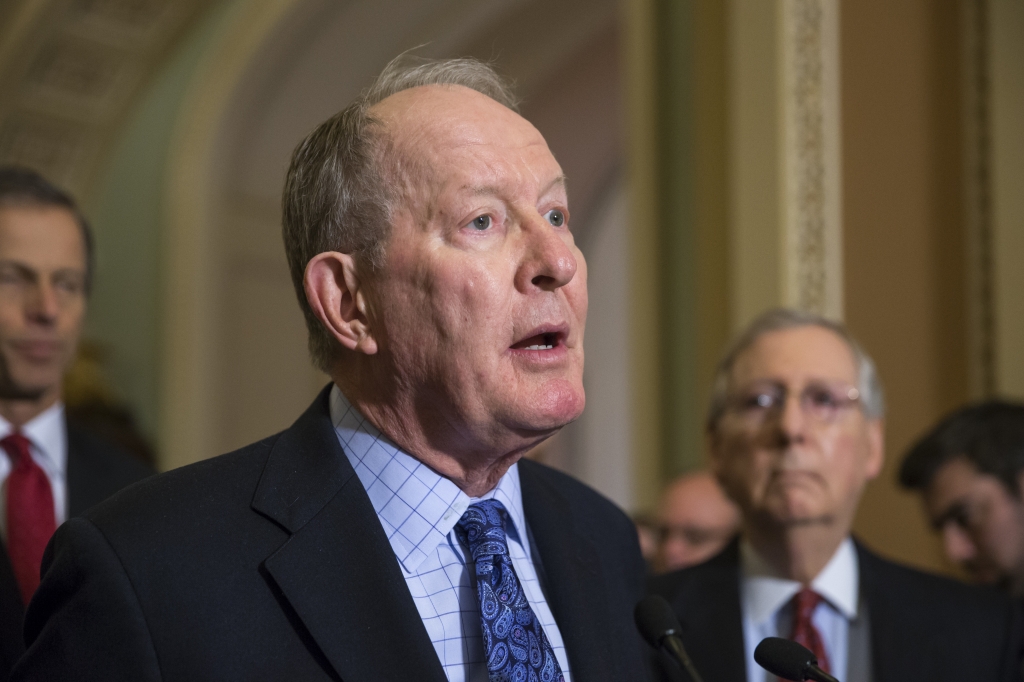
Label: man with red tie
xmin=649 ymin=308 xmax=1022 ymax=682
xmin=0 ymin=167 xmax=152 ymax=678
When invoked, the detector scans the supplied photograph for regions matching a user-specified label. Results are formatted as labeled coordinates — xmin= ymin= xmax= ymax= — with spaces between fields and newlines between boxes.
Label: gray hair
xmin=281 ymin=55 xmax=519 ymax=372
xmin=706 ymin=308 xmax=885 ymax=430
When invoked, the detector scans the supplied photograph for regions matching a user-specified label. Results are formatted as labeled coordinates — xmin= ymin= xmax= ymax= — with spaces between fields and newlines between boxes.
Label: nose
xmin=26 ymin=281 xmax=59 ymax=324
xmin=941 ymin=523 xmax=977 ymax=565
xmin=772 ymin=391 xmax=807 ymax=445
xmin=659 ymin=536 xmax=690 ymax=572
xmin=516 ymin=215 xmax=578 ymax=292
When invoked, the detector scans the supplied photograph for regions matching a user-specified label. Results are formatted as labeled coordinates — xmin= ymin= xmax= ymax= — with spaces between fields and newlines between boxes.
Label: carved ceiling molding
xmin=779 ymin=0 xmax=843 ymax=320
xmin=0 ymin=0 xmax=208 ymax=198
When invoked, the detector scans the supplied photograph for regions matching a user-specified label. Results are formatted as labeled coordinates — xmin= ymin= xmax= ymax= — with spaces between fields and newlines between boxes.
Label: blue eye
xmin=545 ymin=209 xmax=565 ymax=227
xmin=470 ymin=215 xmax=492 ymax=231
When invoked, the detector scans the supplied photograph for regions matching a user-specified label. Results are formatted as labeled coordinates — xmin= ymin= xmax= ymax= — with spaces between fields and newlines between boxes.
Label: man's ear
xmin=303 ymin=252 xmax=378 ymax=355
xmin=864 ymin=418 xmax=886 ymax=480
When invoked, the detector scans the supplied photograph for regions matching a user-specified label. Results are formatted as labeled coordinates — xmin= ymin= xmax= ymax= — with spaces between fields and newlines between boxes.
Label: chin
xmin=764 ymin=496 xmax=829 ymax=526
xmin=0 ymin=371 xmax=58 ymax=401
xmin=510 ymin=379 xmax=585 ymax=432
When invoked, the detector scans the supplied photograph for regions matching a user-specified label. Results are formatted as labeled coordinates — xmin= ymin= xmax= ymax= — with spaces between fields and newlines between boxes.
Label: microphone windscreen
xmin=634 ymin=595 xmax=683 ymax=649
xmin=753 ymin=637 xmax=817 ymax=680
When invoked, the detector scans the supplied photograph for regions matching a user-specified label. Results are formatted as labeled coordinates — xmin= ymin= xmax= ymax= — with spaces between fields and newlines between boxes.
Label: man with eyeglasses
xmin=649 ymin=308 xmax=1021 ymax=682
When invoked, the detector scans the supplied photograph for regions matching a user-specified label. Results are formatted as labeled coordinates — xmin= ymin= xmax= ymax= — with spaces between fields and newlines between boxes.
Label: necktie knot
xmin=456 ymin=499 xmax=510 ymax=563
xmin=2 ymin=433 xmax=33 ymax=468
xmin=793 ymin=588 xmax=823 ymax=621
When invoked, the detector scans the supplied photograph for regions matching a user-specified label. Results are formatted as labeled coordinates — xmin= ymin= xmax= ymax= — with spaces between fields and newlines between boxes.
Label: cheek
xmin=717 ymin=434 xmax=770 ymax=496
xmin=566 ymin=281 xmax=588 ymax=335
xmin=984 ymin=501 xmax=1024 ymax=556
xmin=569 ymin=248 xmax=588 ymax=323
xmin=441 ymin=265 xmax=514 ymax=343
xmin=60 ymin=302 xmax=86 ymax=334
xmin=818 ymin=430 xmax=870 ymax=482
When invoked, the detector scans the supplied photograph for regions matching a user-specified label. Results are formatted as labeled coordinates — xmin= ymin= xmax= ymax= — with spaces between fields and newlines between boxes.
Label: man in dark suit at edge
xmin=650 ymin=308 xmax=1022 ymax=682
xmin=0 ymin=167 xmax=153 ymax=679
xmin=13 ymin=57 xmax=650 ymax=681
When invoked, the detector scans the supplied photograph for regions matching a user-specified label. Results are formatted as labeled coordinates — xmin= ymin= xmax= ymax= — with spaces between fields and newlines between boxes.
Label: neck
xmin=745 ymin=516 xmax=848 ymax=584
xmin=0 ymin=389 xmax=59 ymax=430
xmin=334 ymin=371 xmax=547 ymax=498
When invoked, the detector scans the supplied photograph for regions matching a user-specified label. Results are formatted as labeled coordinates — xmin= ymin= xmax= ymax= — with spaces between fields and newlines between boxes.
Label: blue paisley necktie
xmin=456 ymin=499 xmax=565 ymax=682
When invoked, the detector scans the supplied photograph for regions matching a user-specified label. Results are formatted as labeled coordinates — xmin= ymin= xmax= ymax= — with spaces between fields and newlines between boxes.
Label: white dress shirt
xmin=0 ymin=402 xmax=68 ymax=539
xmin=329 ymin=385 xmax=573 ymax=682
xmin=741 ymin=536 xmax=859 ymax=682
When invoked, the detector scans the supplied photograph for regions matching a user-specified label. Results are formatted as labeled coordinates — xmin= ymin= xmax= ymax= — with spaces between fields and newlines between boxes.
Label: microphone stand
xmin=802 ymin=663 xmax=840 ymax=682
xmin=659 ymin=634 xmax=705 ymax=682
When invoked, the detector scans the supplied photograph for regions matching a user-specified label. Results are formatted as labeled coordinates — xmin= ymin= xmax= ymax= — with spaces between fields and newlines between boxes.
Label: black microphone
xmin=634 ymin=595 xmax=705 ymax=682
xmin=753 ymin=637 xmax=840 ymax=682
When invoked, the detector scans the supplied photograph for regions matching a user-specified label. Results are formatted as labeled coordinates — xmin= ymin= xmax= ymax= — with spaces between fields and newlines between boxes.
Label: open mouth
xmin=510 ymin=331 xmax=564 ymax=351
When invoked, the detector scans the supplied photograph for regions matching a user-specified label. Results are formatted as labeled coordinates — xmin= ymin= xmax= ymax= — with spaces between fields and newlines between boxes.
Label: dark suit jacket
xmin=13 ymin=387 xmax=650 ymax=681
xmin=0 ymin=419 xmax=153 ymax=680
xmin=647 ymin=538 xmax=1023 ymax=682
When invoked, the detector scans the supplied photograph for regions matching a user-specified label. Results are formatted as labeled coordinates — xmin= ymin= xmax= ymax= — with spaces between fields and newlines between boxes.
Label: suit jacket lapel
xmin=253 ymin=387 xmax=447 ymax=682
xmin=857 ymin=543 xmax=905 ymax=682
xmin=519 ymin=461 xmax=621 ymax=682
xmin=0 ymin=540 xmax=25 ymax=676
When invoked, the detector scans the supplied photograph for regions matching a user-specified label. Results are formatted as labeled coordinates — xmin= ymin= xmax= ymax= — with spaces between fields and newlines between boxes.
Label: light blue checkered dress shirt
xmin=329 ymin=386 xmax=573 ymax=682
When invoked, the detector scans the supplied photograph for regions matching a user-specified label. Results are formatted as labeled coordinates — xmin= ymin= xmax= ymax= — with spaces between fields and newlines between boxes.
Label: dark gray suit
xmin=648 ymin=539 xmax=1023 ymax=682
xmin=13 ymin=387 xmax=650 ymax=681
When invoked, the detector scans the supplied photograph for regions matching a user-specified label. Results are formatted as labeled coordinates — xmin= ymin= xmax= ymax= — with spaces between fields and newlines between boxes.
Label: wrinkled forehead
xmin=730 ymin=324 xmax=859 ymax=387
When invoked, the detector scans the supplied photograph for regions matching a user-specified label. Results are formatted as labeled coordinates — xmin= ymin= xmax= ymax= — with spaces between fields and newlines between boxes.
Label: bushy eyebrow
xmin=464 ymin=174 xmax=568 ymax=199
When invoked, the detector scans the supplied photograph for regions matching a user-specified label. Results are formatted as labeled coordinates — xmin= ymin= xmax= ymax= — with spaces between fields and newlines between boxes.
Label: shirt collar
xmin=0 ymin=402 xmax=67 ymax=477
xmin=328 ymin=384 xmax=529 ymax=573
xmin=740 ymin=535 xmax=859 ymax=625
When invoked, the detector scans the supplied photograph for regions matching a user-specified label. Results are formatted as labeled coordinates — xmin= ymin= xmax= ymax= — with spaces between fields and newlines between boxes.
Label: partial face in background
xmin=366 ymin=85 xmax=587 ymax=451
xmin=0 ymin=205 xmax=87 ymax=402
xmin=924 ymin=458 xmax=1024 ymax=593
xmin=710 ymin=326 xmax=884 ymax=531
xmin=654 ymin=472 xmax=740 ymax=573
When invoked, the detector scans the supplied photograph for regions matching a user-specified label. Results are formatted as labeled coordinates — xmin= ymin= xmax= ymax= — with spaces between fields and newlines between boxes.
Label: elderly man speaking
xmin=14 ymin=58 xmax=649 ymax=681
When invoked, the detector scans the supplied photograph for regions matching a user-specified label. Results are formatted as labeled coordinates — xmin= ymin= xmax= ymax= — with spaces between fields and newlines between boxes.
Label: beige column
xmin=625 ymin=0 xmax=843 ymax=509
xmin=729 ymin=0 xmax=844 ymax=329
xmin=990 ymin=0 xmax=1024 ymax=399
xmin=161 ymin=0 xmax=300 ymax=470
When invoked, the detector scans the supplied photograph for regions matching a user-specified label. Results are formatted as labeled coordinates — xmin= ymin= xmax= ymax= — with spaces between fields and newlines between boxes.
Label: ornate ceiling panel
xmin=0 ymin=0 xmax=208 ymax=197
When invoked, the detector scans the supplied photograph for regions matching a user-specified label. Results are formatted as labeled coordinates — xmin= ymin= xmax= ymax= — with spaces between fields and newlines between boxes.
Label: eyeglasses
xmin=724 ymin=381 xmax=861 ymax=426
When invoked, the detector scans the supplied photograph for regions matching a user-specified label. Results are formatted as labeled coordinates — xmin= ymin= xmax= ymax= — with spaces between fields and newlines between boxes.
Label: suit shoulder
xmin=66 ymin=421 xmax=155 ymax=480
xmin=84 ymin=432 xmax=283 ymax=532
xmin=648 ymin=539 xmax=741 ymax=599
xmin=518 ymin=458 xmax=633 ymax=528
xmin=859 ymin=544 xmax=1012 ymax=614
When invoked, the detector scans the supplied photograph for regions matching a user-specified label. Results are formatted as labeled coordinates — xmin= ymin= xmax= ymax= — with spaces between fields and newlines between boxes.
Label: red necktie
xmin=788 ymin=588 xmax=831 ymax=679
xmin=3 ymin=433 xmax=56 ymax=605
